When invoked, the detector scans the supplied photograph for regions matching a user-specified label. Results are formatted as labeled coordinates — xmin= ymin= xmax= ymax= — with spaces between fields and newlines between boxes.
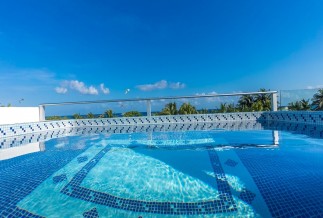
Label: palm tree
xmin=226 ymin=103 xmax=236 ymax=112
xmin=217 ymin=103 xmax=227 ymax=113
xmin=288 ymin=101 xmax=302 ymax=111
xmin=312 ymin=89 xmax=323 ymax=111
xmin=254 ymin=88 xmax=271 ymax=111
xmin=104 ymin=109 xmax=114 ymax=118
xmin=73 ymin=113 xmax=82 ymax=119
xmin=87 ymin=112 xmax=95 ymax=119
xmin=123 ymin=111 xmax=141 ymax=117
xmin=300 ymin=99 xmax=311 ymax=111
xmin=252 ymin=101 xmax=264 ymax=111
xmin=160 ymin=102 xmax=178 ymax=115
xmin=178 ymin=103 xmax=197 ymax=115
xmin=238 ymin=94 xmax=254 ymax=111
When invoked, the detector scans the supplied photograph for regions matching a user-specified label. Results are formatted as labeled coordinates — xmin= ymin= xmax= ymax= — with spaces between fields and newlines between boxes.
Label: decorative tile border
xmin=0 ymin=111 xmax=322 ymax=139
xmin=264 ymin=111 xmax=323 ymax=125
xmin=0 ymin=121 xmax=265 ymax=150
xmin=264 ymin=121 xmax=323 ymax=139
xmin=0 ymin=143 xmax=89 ymax=218
xmin=0 ymin=112 xmax=265 ymax=138
xmin=60 ymin=146 xmax=237 ymax=215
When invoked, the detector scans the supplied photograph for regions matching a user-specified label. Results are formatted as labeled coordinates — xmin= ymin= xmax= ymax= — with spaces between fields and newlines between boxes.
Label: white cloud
xmin=195 ymin=91 xmax=221 ymax=102
xmin=59 ymin=80 xmax=98 ymax=95
xmin=196 ymin=91 xmax=218 ymax=96
xmin=100 ymin=83 xmax=110 ymax=94
xmin=136 ymin=80 xmax=186 ymax=91
xmin=136 ymin=80 xmax=168 ymax=91
xmin=169 ymin=82 xmax=186 ymax=89
xmin=69 ymin=80 xmax=98 ymax=95
xmin=55 ymin=87 xmax=68 ymax=94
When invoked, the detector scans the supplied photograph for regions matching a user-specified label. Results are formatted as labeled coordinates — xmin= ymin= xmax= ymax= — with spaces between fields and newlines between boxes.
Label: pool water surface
xmin=0 ymin=124 xmax=323 ymax=217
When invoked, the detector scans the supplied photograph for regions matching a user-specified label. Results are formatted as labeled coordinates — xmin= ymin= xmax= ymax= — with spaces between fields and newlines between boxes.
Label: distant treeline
xmin=46 ymin=88 xmax=323 ymax=120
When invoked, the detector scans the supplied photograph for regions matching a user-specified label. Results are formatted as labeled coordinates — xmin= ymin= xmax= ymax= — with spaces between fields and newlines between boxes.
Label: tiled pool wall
xmin=0 ymin=111 xmax=322 ymax=139
xmin=263 ymin=111 xmax=323 ymax=139
xmin=263 ymin=111 xmax=323 ymax=125
xmin=0 ymin=122 xmax=267 ymax=150
xmin=0 ymin=112 xmax=265 ymax=138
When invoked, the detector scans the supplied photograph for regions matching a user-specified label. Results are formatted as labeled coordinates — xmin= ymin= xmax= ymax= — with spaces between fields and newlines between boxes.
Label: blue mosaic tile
xmin=207 ymin=150 xmax=237 ymax=211
xmin=53 ymin=174 xmax=67 ymax=184
xmin=83 ymin=208 xmax=99 ymax=218
xmin=0 ymin=144 xmax=89 ymax=217
xmin=239 ymin=189 xmax=256 ymax=204
xmin=237 ymin=148 xmax=323 ymax=217
xmin=77 ymin=156 xmax=89 ymax=163
xmin=224 ymin=159 xmax=238 ymax=167
xmin=61 ymin=146 xmax=237 ymax=215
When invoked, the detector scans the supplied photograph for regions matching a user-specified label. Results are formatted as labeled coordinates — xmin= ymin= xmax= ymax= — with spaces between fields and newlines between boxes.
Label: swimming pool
xmin=0 ymin=121 xmax=323 ymax=217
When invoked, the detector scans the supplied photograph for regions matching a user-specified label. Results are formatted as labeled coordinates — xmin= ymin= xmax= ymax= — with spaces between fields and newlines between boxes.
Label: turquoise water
xmin=0 ymin=126 xmax=323 ymax=217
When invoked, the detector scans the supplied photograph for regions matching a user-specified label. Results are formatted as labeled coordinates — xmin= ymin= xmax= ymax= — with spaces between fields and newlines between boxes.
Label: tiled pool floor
xmin=0 ymin=123 xmax=323 ymax=217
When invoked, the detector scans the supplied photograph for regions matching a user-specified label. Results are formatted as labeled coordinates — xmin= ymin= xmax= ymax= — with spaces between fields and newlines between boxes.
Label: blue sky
xmin=0 ymin=0 xmax=323 ymax=114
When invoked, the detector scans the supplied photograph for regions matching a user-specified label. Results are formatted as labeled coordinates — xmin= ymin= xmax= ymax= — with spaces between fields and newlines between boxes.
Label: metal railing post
xmin=271 ymin=93 xmax=278 ymax=111
xmin=272 ymin=130 xmax=279 ymax=145
xmin=39 ymin=105 xmax=45 ymax=121
xmin=146 ymin=100 xmax=152 ymax=117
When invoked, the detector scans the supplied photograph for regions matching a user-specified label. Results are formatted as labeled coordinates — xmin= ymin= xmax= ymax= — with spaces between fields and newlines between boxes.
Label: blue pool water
xmin=0 ymin=122 xmax=323 ymax=217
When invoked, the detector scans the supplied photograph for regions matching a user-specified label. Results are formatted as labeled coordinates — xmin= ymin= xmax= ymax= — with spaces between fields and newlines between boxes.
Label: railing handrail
xmin=39 ymin=91 xmax=277 ymax=106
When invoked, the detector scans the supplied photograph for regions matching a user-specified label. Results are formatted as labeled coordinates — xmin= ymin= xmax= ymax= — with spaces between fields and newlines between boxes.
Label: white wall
xmin=0 ymin=142 xmax=42 ymax=160
xmin=0 ymin=107 xmax=40 ymax=125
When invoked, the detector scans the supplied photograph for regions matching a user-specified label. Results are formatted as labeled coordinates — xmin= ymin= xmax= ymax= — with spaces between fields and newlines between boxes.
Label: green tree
xmin=73 ymin=113 xmax=82 ymax=119
xmin=198 ymin=108 xmax=209 ymax=114
xmin=217 ymin=103 xmax=227 ymax=113
xmin=312 ymin=89 xmax=323 ymax=111
xmin=123 ymin=111 xmax=142 ymax=117
xmin=105 ymin=109 xmax=114 ymax=118
xmin=252 ymin=100 xmax=264 ymax=111
xmin=178 ymin=103 xmax=197 ymax=115
xmin=226 ymin=103 xmax=236 ymax=112
xmin=87 ymin=112 xmax=95 ymax=119
xmin=46 ymin=116 xmax=68 ymax=120
xmin=254 ymin=88 xmax=271 ymax=111
xmin=300 ymin=99 xmax=311 ymax=111
xmin=159 ymin=102 xmax=178 ymax=115
xmin=288 ymin=99 xmax=311 ymax=111
xmin=238 ymin=95 xmax=254 ymax=111
xmin=288 ymin=101 xmax=302 ymax=111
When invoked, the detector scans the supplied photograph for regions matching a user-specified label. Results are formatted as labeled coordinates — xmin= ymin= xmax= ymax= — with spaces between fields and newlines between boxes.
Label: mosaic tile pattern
xmin=237 ymin=148 xmax=323 ymax=217
xmin=1 ymin=207 xmax=44 ymax=218
xmin=0 ymin=145 xmax=89 ymax=217
xmin=264 ymin=111 xmax=323 ymax=125
xmin=83 ymin=208 xmax=99 ymax=218
xmin=60 ymin=146 xmax=237 ymax=215
xmin=1 ymin=121 xmax=322 ymax=152
xmin=207 ymin=150 xmax=237 ymax=211
xmin=53 ymin=174 xmax=67 ymax=184
xmin=238 ymin=189 xmax=256 ymax=204
xmin=0 ymin=112 xmax=265 ymax=138
xmin=0 ymin=121 xmax=265 ymax=150
xmin=263 ymin=120 xmax=323 ymax=139
xmin=0 ymin=111 xmax=322 ymax=139
xmin=224 ymin=159 xmax=238 ymax=167
xmin=77 ymin=156 xmax=88 ymax=163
